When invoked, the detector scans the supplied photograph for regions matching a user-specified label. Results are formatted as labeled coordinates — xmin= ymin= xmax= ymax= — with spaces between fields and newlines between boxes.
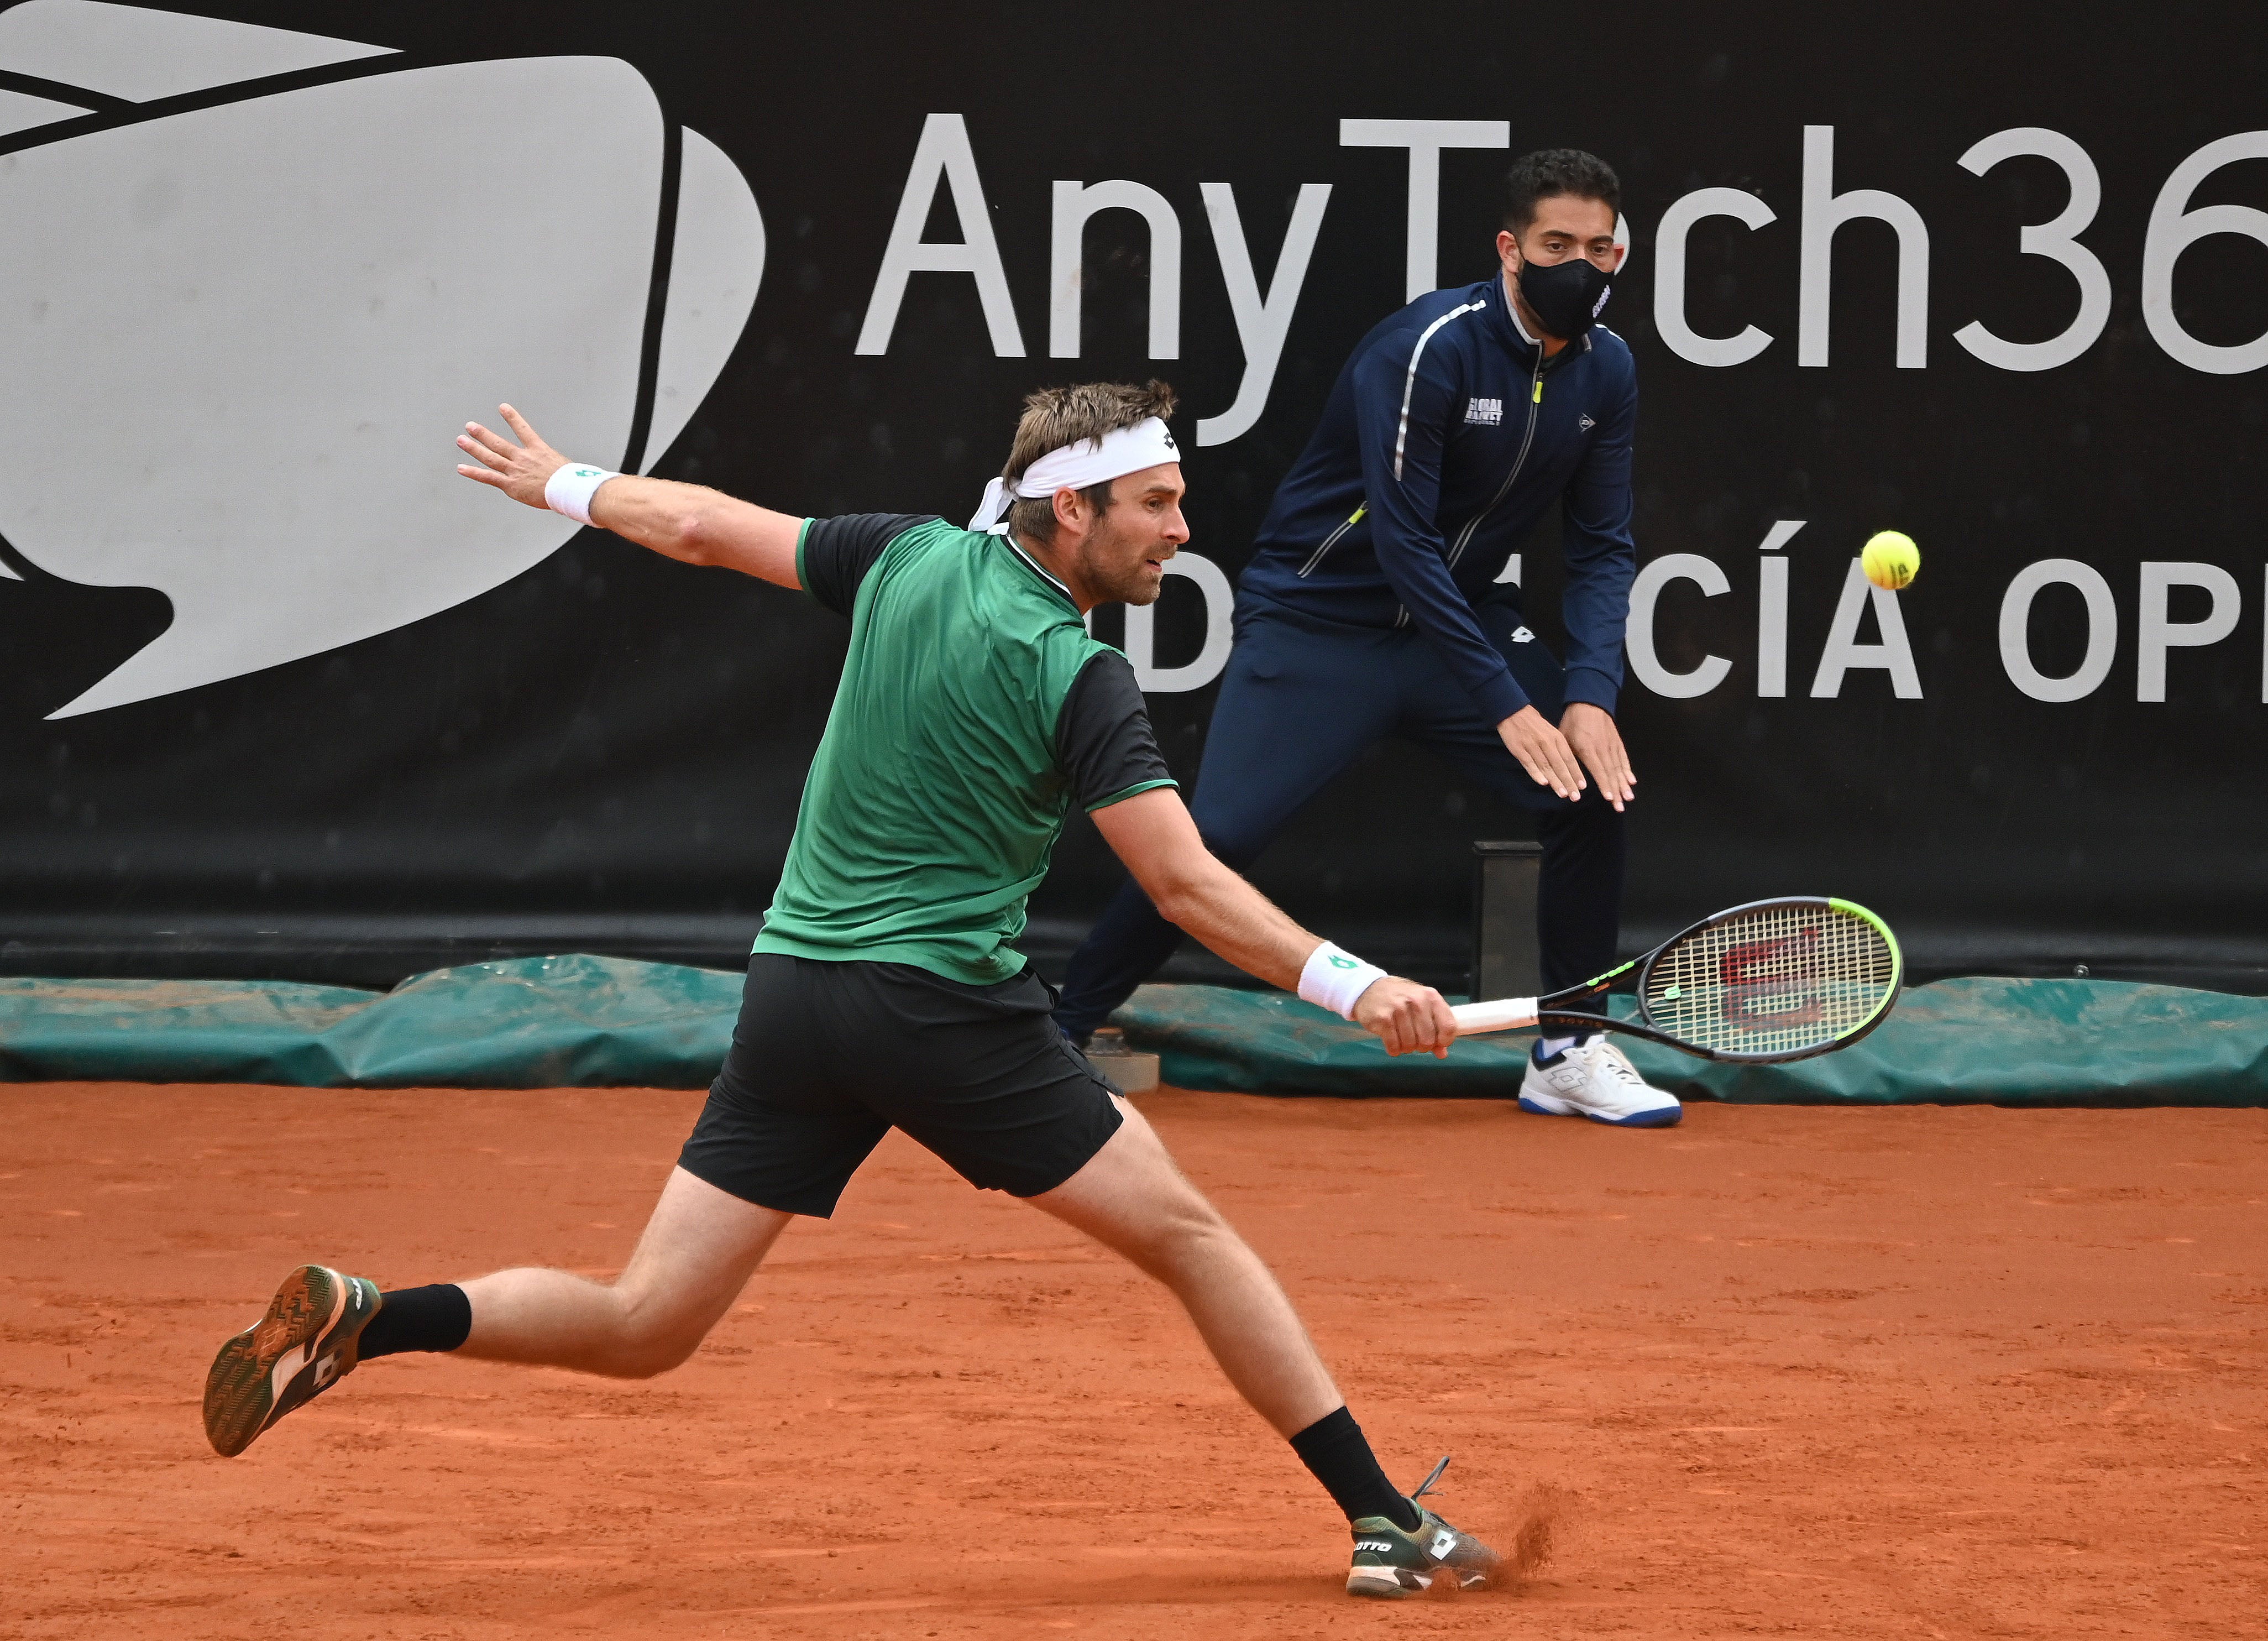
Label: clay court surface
xmin=3 ymin=1084 xmax=2264 ymax=1639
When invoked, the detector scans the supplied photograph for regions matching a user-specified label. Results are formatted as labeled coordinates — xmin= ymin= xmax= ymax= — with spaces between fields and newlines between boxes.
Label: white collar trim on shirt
xmin=1502 ymin=272 xmax=1539 ymax=347
xmin=1003 ymin=534 xmax=1076 ymax=603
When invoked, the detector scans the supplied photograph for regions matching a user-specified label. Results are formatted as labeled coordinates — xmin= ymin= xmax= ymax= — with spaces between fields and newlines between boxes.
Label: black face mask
xmin=1517 ymin=255 xmax=1614 ymax=341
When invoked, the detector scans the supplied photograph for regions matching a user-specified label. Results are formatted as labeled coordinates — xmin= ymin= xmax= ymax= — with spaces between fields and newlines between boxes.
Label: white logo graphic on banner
xmin=0 ymin=2 xmax=764 ymax=718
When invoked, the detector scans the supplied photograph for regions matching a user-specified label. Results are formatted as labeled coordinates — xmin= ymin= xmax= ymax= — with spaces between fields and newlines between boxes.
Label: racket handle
xmin=1451 ymin=997 xmax=1538 ymax=1036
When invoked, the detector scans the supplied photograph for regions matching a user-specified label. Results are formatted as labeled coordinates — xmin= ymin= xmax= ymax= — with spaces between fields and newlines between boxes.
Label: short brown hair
xmin=1502 ymin=148 xmax=1621 ymax=234
xmin=1001 ymin=379 xmax=1178 ymax=543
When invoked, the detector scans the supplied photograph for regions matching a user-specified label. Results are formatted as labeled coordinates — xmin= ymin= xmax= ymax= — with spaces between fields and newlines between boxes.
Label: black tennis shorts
xmin=677 ymin=954 xmax=1126 ymax=1217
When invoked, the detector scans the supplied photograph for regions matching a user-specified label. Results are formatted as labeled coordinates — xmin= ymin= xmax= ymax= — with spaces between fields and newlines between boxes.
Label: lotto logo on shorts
xmin=1464 ymin=397 xmax=1504 ymax=426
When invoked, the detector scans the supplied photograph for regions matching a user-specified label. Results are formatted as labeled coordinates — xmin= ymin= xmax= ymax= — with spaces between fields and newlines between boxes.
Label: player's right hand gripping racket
xmin=1452 ymin=897 xmax=1903 ymax=1064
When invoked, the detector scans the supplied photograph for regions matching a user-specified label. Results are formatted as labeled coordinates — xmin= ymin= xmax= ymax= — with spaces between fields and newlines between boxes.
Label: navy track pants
xmin=1053 ymin=594 xmax=1626 ymax=1038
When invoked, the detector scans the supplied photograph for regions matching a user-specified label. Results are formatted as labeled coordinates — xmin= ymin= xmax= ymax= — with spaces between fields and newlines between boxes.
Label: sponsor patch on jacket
xmin=1464 ymin=397 xmax=1503 ymax=426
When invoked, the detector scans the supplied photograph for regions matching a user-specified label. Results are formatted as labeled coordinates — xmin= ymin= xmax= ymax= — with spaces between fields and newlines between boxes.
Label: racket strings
xmin=1641 ymin=904 xmax=1897 ymax=1058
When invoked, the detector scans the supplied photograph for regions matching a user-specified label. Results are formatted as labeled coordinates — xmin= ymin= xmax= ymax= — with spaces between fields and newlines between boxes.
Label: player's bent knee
xmin=595 ymin=1326 xmax=705 ymax=1379
xmin=590 ymin=1292 xmax=717 ymax=1379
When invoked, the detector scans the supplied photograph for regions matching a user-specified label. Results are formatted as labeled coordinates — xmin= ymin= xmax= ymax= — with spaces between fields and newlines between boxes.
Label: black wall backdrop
xmin=2 ymin=0 xmax=2263 ymax=991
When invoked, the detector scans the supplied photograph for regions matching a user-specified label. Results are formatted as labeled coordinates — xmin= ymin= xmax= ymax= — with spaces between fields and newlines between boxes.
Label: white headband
xmin=968 ymin=417 xmax=1180 ymax=533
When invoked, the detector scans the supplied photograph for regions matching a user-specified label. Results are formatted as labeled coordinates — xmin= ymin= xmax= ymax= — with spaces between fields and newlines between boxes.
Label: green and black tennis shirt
xmin=753 ymin=514 xmax=1176 ymax=986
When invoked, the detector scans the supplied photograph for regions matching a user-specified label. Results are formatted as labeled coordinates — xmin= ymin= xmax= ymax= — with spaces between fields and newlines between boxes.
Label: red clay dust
xmin=4 ymin=1083 xmax=2264 ymax=1639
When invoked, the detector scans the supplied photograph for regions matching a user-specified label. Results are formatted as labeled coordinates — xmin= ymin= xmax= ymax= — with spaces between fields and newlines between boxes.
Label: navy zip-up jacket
xmin=1238 ymin=273 xmax=1637 ymax=726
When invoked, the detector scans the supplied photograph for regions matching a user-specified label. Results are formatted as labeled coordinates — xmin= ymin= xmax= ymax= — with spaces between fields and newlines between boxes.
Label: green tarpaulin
xmin=1113 ymin=978 xmax=2268 ymax=1107
xmin=1 ymin=960 xmax=2262 ymax=1105
xmin=0 ymin=954 xmax=744 ymax=1088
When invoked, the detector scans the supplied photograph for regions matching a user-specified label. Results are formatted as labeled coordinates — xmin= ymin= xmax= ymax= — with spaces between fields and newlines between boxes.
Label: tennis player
xmin=198 ymin=382 xmax=1500 ymax=1599
xmin=1054 ymin=151 xmax=1680 ymax=1128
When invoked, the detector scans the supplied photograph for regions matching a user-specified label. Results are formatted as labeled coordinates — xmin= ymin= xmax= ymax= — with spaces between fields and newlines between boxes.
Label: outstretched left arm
xmin=455 ymin=405 xmax=803 ymax=589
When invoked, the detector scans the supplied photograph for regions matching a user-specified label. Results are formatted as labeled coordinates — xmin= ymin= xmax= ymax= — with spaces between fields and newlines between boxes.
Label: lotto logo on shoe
xmin=1429 ymin=1529 xmax=1457 ymax=1558
xmin=1464 ymin=397 xmax=1503 ymax=426
xmin=0 ymin=2 xmax=765 ymax=718
xmin=1355 ymin=1540 xmax=1395 ymax=1554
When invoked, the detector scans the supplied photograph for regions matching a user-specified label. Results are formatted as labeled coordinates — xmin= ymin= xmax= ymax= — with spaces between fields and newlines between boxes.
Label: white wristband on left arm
xmin=544 ymin=462 xmax=620 ymax=526
xmin=1298 ymin=940 xmax=1389 ymax=1020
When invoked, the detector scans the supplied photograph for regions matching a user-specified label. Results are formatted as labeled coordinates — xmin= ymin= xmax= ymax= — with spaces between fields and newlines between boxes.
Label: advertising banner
xmin=2 ymin=0 xmax=2262 ymax=990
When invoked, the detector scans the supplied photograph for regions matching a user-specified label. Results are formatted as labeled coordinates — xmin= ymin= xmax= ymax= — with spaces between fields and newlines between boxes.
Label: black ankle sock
xmin=357 ymin=1284 xmax=472 ymax=1358
xmin=1289 ymin=1407 xmax=1420 ymax=1530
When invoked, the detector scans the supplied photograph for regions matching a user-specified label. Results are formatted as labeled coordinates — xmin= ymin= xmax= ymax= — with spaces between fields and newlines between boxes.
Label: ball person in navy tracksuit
xmin=1056 ymin=149 xmax=1679 ymax=1127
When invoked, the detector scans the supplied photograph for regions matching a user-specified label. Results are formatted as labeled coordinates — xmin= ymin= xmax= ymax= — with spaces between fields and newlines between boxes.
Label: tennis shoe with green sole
xmin=1345 ymin=1456 xmax=1501 ymax=1598
xmin=203 ymin=1264 xmax=380 ymax=1457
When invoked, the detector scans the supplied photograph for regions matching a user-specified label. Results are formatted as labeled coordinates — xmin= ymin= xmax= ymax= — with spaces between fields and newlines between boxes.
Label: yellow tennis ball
xmin=1862 ymin=530 xmax=1919 ymax=590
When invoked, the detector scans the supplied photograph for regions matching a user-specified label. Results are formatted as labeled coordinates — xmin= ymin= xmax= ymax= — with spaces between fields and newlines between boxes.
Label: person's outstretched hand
xmin=1561 ymin=702 xmax=1635 ymax=812
xmin=1497 ymin=704 xmax=1586 ymax=801
xmin=1353 ymin=977 xmax=1459 ymax=1058
xmin=455 ymin=405 xmax=570 ymax=511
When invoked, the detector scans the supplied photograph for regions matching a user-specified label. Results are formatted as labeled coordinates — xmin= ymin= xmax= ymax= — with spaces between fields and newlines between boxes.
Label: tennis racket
xmin=1452 ymin=897 xmax=1903 ymax=1064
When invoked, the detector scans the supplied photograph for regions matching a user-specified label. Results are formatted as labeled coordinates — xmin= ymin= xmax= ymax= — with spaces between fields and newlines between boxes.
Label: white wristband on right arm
xmin=543 ymin=462 xmax=620 ymax=526
xmin=1298 ymin=940 xmax=1389 ymax=1020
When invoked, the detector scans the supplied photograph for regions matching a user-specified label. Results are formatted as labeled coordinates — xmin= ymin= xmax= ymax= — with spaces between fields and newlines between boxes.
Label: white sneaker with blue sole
xmin=1520 ymin=1037 xmax=1682 ymax=1127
